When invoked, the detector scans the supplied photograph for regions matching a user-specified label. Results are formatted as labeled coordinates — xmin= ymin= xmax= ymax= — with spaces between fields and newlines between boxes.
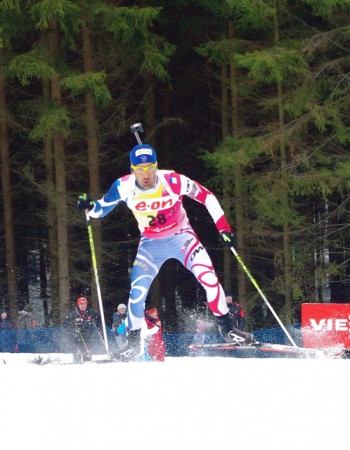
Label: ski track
xmin=1 ymin=354 xmax=349 ymax=450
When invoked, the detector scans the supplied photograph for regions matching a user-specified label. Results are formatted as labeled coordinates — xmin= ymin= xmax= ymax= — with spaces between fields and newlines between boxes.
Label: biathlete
xmin=77 ymin=143 xmax=257 ymax=359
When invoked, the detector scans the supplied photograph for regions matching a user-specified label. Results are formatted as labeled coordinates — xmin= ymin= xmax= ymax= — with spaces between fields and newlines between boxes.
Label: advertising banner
xmin=302 ymin=303 xmax=350 ymax=348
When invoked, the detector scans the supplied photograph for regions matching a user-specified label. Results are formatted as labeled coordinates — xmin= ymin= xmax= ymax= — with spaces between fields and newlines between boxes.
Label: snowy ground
xmin=1 ymin=353 xmax=349 ymax=450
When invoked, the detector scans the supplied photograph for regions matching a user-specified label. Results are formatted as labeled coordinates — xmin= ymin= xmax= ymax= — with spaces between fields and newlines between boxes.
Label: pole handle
xmin=130 ymin=122 xmax=144 ymax=144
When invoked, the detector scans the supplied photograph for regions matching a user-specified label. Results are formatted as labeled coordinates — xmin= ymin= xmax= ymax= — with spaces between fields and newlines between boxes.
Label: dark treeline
xmin=1 ymin=0 xmax=350 ymax=332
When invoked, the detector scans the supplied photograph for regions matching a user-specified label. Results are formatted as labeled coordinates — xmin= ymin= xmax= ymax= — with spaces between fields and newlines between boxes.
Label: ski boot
xmin=112 ymin=329 xmax=141 ymax=362
xmin=216 ymin=313 xmax=258 ymax=346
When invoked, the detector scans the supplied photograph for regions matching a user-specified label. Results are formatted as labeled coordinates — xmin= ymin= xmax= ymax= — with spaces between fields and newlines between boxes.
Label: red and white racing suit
xmin=88 ymin=170 xmax=231 ymax=330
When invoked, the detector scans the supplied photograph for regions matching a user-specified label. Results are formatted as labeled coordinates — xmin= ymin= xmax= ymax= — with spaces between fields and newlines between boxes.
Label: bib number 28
xmin=148 ymin=214 xmax=167 ymax=227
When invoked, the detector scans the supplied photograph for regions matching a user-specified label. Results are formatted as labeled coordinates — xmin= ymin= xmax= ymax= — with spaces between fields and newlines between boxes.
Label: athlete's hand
xmin=220 ymin=231 xmax=236 ymax=248
xmin=77 ymin=194 xmax=94 ymax=211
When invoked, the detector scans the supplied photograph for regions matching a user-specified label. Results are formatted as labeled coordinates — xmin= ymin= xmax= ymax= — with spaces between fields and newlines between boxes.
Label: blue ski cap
xmin=130 ymin=144 xmax=157 ymax=166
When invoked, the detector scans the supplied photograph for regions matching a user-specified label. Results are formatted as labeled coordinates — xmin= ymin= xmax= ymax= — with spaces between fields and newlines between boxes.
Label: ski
xmin=29 ymin=355 xmax=120 ymax=365
xmin=188 ymin=342 xmax=344 ymax=358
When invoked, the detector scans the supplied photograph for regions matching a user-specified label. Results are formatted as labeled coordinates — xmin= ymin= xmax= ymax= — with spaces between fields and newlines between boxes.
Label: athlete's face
xmin=132 ymin=162 xmax=158 ymax=190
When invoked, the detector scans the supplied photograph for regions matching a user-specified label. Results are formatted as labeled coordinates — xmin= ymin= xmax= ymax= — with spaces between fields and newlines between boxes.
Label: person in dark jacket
xmin=63 ymin=296 xmax=102 ymax=362
xmin=16 ymin=303 xmax=36 ymax=352
xmin=112 ymin=303 xmax=127 ymax=333
xmin=0 ymin=309 xmax=12 ymax=330
xmin=225 ymin=292 xmax=245 ymax=331
xmin=17 ymin=303 xmax=36 ymax=330
xmin=112 ymin=303 xmax=128 ymax=348
xmin=0 ymin=309 xmax=15 ymax=352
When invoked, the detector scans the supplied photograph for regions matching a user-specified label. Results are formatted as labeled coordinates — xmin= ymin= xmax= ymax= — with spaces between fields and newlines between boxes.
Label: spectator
xmin=63 ymin=296 xmax=102 ymax=363
xmin=112 ymin=303 xmax=128 ymax=348
xmin=17 ymin=303 xmax=36 ymax=329
xmin=112 ymin=303 xmax=127 ymax=333
xmin=0 ymin=309 xmax=13 ymax=330
xmin=226 ymin=291 xmax=245 ymax=331
xmin=17 ymin=303 xmax=36 ymax=352
xmin=143 ymin=305 xmax=166 ymax=362
xmin=0 ymin=309 xmax=15 ymax=352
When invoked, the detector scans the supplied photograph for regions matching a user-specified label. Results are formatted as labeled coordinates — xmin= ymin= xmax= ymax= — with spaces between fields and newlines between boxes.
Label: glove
xmin=77 ymin=194 xmax=94 ymax=211
xmin=74 ymin=317 xmax=84 ymax=326
xmin=220 ymin=230 xmax=236 ymax=248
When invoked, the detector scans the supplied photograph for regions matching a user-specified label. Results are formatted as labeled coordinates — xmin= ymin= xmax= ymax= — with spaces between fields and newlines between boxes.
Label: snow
xmin=1 ymin=353 xmax=349 ymax=450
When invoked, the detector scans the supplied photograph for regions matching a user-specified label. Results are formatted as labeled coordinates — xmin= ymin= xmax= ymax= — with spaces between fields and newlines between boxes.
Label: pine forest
xmin=1 ymin=0 xmax=350 ymax=332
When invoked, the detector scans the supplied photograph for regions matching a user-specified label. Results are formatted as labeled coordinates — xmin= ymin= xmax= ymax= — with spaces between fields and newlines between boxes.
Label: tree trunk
xmin=228 ymin=21 xmax=248 ymax=307
xmin=274 ymin=1 xmax=293 ymax=323
xmin=220 ymin=60 xmax=233 ymax=291
xmin=0 ymin=48 xmax=18 ymax=322
xmin=42 ymin=78 xmax=60 ymax=324
xmin=82 ymin=21 xmax=102 ymax=312
xmin=49 ymin=18 xmax=70 ymax=321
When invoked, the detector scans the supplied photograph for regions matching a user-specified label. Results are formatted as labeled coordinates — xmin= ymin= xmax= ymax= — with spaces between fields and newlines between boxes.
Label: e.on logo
xmin=133 ymin=197 xmax=173 ymax=211
xmin=302 ymin=303 xmax=350 ymax=348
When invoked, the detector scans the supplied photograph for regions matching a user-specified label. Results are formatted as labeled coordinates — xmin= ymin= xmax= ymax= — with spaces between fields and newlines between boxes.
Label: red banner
xmin=302 ymin=303 xmax=350 ymax=348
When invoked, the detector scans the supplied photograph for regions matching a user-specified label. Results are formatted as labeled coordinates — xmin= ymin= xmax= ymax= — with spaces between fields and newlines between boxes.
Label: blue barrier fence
xmin=0 ymin=324 xmax=302 ymax=356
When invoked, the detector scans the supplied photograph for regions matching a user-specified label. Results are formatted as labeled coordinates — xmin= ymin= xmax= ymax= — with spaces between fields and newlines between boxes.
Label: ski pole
xmin=74 ymin=324 xmax=90 ymax=352
xmin=92 ymin=320 xmax=107 ymax=349
xmin=130 ymin=122 xmax=144 ymax=144
xmin=85 ymin=210 xmax=110 ymax=357
xmin=229 ymin=246 xmax=297 ymax=347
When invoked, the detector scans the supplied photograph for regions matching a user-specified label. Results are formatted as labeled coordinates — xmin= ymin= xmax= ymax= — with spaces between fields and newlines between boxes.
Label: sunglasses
xmin=131 ymin=163 xmax=157 ymax=174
